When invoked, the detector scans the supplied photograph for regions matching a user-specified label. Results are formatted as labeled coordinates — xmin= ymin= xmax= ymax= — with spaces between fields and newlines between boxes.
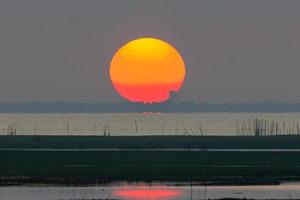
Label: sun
xmin=109 ymin=37 xmax=185 ymax=103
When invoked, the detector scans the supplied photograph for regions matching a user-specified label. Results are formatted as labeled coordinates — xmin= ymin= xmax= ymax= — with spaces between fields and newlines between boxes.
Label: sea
xmin=1 ymin=183 xmax=300 ymax=200
xmin=0 ymin=112 xmax=299 ymax=136
xmin=1 ymin=112 xmax=300 ymax=200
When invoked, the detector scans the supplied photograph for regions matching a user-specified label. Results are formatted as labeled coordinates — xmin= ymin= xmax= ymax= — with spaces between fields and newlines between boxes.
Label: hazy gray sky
xmin=1 ymin=0 xmax=300 ymax=103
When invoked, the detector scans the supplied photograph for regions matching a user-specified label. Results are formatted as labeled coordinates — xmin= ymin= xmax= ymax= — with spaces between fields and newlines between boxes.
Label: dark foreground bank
xmin=0 ymin=135 xmax=300 ymax=185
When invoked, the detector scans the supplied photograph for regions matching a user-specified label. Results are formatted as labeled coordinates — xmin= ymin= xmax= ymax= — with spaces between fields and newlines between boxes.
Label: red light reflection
xmin=113 ymin=186 xmax=183 ymax=200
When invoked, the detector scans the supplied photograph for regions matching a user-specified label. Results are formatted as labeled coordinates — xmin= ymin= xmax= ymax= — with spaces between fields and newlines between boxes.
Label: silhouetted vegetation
xmin=1 ymin=147 xmax=300 ymax=185
xmin=235 ymin=118 xmax=300 ymax=136
xmin=1 ymin=135 xmax=300 ymax=185
xmin=6 ymin=121 xmax=17 ymax=136
xmin=1 ymin=135 xmax=300 ymax=149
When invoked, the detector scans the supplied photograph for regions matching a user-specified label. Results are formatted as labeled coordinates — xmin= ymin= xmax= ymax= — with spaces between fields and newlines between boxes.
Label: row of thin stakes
xmin=235 ymin=118 xmax=300 ymax=136
xmin=183 ymin=120 xmax=208 ymax=136
xmin=5 ymin=121 xmax=17 ymax=136
xmin=2 ymin=121 xmax=112 ymax=136
xmin=2 ymin=118 xmax=300 ymax=136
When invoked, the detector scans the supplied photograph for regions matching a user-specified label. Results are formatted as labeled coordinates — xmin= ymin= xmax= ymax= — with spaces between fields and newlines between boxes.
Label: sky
xmin=0 ymin=0 xmax=300 ymax=103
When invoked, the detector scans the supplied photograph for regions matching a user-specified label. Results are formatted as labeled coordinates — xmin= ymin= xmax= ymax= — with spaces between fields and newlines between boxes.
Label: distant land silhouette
xmin=0 ymin=101 xmax=300 ymax=113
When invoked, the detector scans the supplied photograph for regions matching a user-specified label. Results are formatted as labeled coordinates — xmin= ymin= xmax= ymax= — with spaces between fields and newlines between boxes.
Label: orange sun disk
xmin=109 ymin=38 xmax=185 ymax=103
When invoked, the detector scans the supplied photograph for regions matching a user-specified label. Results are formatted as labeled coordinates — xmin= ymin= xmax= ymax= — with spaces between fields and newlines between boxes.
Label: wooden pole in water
xmin=66 ymin=121 xmax=69 ymax=135
xmin=93 ymin=123 xmax=96 ymax=135
xmin=109 ymin=123 xmax=111 ymax=136
xmin=134 ymin=119 xmax=138 ymax=133
xmin=188 ymin=137 xmax=193 ymax=200
xmin=34 ymin=124 xmax=37 ymax=136
xmin=205 ymin=120 xmax=208 ymax=135
xmin=203 ymin=165 xmax=207 ymax=200
xmin=104 ymin=123 xmax=107 ymax=136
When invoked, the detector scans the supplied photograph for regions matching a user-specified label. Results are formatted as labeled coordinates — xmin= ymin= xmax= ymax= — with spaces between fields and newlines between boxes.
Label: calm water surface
xmin=1 ymin=113 xmax=300 ymax=199
xmin=1 ymin=183 xmax=300 ymax=200
xmin=0 ymin=113 xmax=299 ymax=136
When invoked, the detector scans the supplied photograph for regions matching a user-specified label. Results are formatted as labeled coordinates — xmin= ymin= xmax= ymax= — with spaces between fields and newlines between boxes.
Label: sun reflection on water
xmin=112 ymin=185 xmax=183 ymax=200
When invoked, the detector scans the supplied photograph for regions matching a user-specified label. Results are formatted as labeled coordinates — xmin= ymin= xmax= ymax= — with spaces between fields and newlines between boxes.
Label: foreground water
xmin=1 ymin=183 xmax=300 ymax=200
xmin=1 ymin=113 xmax=300 ymax=200
xmin=0 ymin=113 xmax=300 ymax=136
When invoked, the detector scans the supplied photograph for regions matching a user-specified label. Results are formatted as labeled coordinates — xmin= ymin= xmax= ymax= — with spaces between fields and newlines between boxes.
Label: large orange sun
xmin=109 ymin=37 xmax=185 ymax=103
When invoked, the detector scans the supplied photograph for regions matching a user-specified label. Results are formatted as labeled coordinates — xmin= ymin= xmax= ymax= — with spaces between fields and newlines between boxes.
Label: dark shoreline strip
xmin=1 ymin=148 xmax=300 ymax=152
